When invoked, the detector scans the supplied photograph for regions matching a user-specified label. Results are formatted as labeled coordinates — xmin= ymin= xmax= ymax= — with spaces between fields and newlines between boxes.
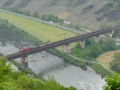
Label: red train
xmin=21 ymin=47 xmax=32 ymax=52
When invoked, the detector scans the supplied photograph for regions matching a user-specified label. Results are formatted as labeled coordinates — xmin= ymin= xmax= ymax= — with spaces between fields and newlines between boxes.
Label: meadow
xmin=97 ymin=50 xmax=120 ymax=68
xmin=0 ymin=12 xmax=76 ymax=43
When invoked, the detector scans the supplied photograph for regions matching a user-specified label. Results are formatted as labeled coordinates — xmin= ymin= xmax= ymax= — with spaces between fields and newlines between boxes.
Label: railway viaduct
xmin=5 ymin=25 xmax=120 ymax=68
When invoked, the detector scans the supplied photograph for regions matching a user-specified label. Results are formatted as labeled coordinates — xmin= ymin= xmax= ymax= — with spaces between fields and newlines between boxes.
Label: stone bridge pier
xmin=21 ymin=56 xmax=28 ymax=68
xmin=95 ymin=35 xmax=100 ymax=43
xmin=80 ymin=40 xmax=85 ymax=48
xmin=108 ymin=29 xmax=115 ymax=37
xmin=63 ymin=43 xmax=71 ymax=54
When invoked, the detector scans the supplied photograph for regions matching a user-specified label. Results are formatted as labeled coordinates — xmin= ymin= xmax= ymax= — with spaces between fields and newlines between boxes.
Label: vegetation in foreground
xmin=11 ymin=61 xmax=45 ymax=81
xmin=103 ymin=72 xmax=120 ymax=90
xmin=0 ymin=56 xmax=120 ymax=90
xmin=0 ymin=56 xmax=77 ymax=90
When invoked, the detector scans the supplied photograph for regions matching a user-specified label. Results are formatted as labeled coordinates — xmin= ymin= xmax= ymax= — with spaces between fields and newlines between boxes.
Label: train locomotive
xmin=21 ymin=47 xmax=32 ymax=52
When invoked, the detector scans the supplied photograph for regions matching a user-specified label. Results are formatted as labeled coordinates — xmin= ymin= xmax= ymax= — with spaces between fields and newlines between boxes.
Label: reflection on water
xmin=0 ymin=28 xmax=105 ymax=90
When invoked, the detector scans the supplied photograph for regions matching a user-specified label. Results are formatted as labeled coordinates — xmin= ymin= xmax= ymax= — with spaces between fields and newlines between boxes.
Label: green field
xmin=0 ymin=12 xmax=76 ymax=43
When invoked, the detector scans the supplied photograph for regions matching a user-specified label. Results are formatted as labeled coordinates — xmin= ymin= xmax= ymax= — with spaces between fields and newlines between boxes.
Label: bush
xmin=91 ymin=63 xmax=112 ymax=77
xmin=103 ymin=72 xmax=120 ymax=90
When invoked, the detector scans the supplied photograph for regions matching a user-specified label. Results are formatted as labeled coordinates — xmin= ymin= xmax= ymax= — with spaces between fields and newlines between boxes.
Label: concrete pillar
xmin=24 ymin=57 xmax=28 ymax=68
xmin=80 ymin=40 xmax=85 ymax=48
xmin=68 ymin=44 xmax=71 ymax=53
xmin=21 ymin=57 xmax=25 ymax=67
xmin=21 ymin=56 xmax=28 ymax=68
xmin=95 ymin=35 xmax=100 ymax=43
xmin=63 ymin=44 xmax=71 ymax=54
xmin=108 ymin=30 xmax=115 ymax=37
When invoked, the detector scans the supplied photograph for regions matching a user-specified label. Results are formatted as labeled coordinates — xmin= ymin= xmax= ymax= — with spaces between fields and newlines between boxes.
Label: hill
xmin=0 ymin=0 xmax=120 ymax=29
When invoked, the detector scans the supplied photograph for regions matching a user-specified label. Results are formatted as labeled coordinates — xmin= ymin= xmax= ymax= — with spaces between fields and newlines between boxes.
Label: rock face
xmin=0 ymin=0 xmax=120 ymax=28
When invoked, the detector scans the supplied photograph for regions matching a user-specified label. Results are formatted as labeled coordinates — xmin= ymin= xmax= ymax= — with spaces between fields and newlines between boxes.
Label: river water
xmin=0 ymin=27 xmax=105 ymax=90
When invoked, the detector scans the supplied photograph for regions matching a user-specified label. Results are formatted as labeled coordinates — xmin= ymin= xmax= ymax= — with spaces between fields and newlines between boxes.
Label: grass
xmin=0 ymin=11 xmax=76 ymax=44
xmin=97 ymin=50 xmax=120 ymax=68
xmin=71 ymin=38 xmax=98 ymax=59
xmin=91 ymin=63 xmax=112 ymax=77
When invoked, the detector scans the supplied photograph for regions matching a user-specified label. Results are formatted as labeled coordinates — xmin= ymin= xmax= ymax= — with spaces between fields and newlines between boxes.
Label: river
xmin=0 ymin=27 xmax=105 ymax=90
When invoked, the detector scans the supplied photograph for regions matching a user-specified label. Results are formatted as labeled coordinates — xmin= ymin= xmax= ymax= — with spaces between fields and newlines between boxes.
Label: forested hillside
xmin=1 ymin=0 xmax=120 ymax=29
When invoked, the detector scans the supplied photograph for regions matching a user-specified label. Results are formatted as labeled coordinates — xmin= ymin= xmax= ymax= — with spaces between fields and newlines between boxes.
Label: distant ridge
xmin=0 ymin=0 xmax=120 ymax=29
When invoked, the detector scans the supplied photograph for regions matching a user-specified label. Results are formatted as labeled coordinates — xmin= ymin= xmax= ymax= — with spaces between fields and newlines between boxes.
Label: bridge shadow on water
xmin=38 ymin=62 xmax=67 ymax=76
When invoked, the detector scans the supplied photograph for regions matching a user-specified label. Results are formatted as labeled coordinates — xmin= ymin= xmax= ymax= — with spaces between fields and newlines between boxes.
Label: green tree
xmin=41 ymin=14 xmax=46 ymax=20
xmin=33 ymin=11 xmax=39 ymax=18
xmin=103 ymin=72 xmax=120 ymax=90
xmin=8 ymin=7 xmax=22 ymax=14
xmin=85 ymin=38 xmax=91 ymax=45
xmin=0 ymin=56 xmax=18 ymax=90
xmin=22 ymin=10 xmax=30 ymax=16
xmin=89 ymin=46 xmax=102 ymax=58
xmin=110 ymin=52 xmax=120 ymax=73
xmin=41 ymin=14 xmax=64 ymax=23
xmin=5 ymin=0 xmax=15 ymax=5
xmin=102 ymin=37 xmax=116 ymax=51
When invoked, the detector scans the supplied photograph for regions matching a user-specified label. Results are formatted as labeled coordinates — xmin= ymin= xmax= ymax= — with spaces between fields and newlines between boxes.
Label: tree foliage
xmin=3 ymin=0 xmax=15 ymax=7
xmin=72 ymin=37 xmax=117 ymax=60
xmin=32 ymin=11 xmax=39 ymax=18
xmin=0 ymin=56 xmax=77 ymax=90
xmin=22 ymin=10 xmax=30 ymax=16
xmin=102 ymin=37 xmax=116 ymax=51
xmin=103 ymin=72 xmax=120 ymax=90
xmin=89 ymin=45 xmax=102 ymax=58
xmin=110 ymin=52 xmax=120 ymax=73
xmin=41 ymin=14 xmax=64 ymax=23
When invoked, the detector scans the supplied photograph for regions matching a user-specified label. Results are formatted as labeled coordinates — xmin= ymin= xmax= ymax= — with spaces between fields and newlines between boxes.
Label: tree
xmin=85 ymin=38 xmax=91 ymax=45
xmin=103 ymin=72 xmax=120 ymax=90
xmin=102 ymin=37 xmax=116 ymax=51
xmin=110 ymin=52 xmax=120 ymax=73
xmin=8 ymin=7 xmax=22 ymax=14
xmin=41 ymin=14 xmax=46 ymax=20
xmin=22 ymin=10 xmax=30 ymax=16
xmin=0 ymin=56 xmax=18 ymax=90
xmin=41 ymin=14 xmax=64 ymax=23
xmin=75 ymin=24 xmax=80 ymax=29
xmin=33 ymin=11 xmax=39 ymax=18
xmin=89 ymin=46 xmax=102 ymax=58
